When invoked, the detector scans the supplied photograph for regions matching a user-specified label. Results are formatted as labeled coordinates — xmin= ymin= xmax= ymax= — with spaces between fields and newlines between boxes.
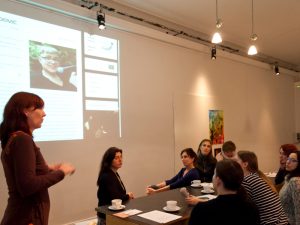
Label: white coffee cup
xmin=111 ymin=199 xmax=122 ymax=209
xmin=203 ymin=185 xmax=212 ymax=192
xmin=166 ymin=200 xmax=177 ymax=210
xmin=191 ymin=180 xmax=201 ymax=186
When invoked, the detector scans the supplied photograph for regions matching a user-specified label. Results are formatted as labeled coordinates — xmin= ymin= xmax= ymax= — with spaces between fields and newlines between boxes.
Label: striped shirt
xmin=242 ymin=172 xmax=288 ymax=225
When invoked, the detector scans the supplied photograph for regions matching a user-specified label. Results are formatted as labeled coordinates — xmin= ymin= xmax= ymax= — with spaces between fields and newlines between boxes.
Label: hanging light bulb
xmin=212 ymin=32 xmax=222 ymax=44
xmin=248 ymin=0 xmax=258 ymax=55
xmin=211 ymin=0 xmax=222 ymax=44
xmin=248 ymin=45 xmax=257 ymax=55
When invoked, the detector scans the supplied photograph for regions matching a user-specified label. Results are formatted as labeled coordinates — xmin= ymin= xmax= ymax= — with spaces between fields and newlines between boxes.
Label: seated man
xmin=188 ymin=160 xmax=259 ymax=225
xmin=216 ymin=140 xmax=236 ymax=161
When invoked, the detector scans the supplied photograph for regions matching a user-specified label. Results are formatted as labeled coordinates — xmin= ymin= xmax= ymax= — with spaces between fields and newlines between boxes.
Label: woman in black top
xmin=97 ymin=147 xmax=134 ymax=225
xmin=275 ymin=144 xmax=298 ymax=185
xmin=189 ymin=160 xmax=259 ymax=225
xmin=196 ymin=139 xmax=217 ymax=182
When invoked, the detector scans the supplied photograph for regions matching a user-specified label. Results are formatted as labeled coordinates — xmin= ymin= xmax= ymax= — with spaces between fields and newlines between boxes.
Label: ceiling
xmin=68 ymin=0 xmax=300 ymax=73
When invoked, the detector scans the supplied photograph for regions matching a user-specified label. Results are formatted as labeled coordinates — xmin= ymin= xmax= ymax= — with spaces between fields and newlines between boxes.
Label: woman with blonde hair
xmin=237 ymin=151 xmax=288 ymax=225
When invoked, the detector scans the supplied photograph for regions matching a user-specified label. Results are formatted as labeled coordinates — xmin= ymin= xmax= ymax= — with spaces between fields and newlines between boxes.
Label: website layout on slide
xmin=0 ymin=11 xmax=120 ymax=141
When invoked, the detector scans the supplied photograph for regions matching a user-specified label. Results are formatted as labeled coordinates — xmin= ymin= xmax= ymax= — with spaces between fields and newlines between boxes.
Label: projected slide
xmin=83 ymin=33 xmax=120 ymax=138
xmin=0 ymin=11 xmax=120 ymax=141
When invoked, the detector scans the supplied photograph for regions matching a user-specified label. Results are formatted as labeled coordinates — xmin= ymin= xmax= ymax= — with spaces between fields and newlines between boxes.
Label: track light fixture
xmin=97 ymin=5 xmax=105 ymax=30
xmin=274 ymin=64 xmax=280 ymax=75
xmin=247 ymin=0 xmax=258 ymax=55
xmin=211 ymin=0 xmax=222 ymax=44
xmin=211 ymin=46 xmax=217 ymax=60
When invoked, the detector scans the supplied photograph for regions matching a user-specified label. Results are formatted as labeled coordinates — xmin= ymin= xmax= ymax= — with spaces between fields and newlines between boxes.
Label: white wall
xmin=295 ymin=84 xmax=300 ymax=149
xmin=0 ymin=0 xmax=298 ymax=224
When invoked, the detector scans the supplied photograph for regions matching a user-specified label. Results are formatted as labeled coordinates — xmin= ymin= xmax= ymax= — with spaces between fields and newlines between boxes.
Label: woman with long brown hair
xmin=97 ymin=147 xmax=134 ymax=225
xmin=146 ymin=148 xmax=199 ymax=194
xmin=196 ymin=139 xmax=216 ymax=182
xmin=0 ymin=92 xmax=75 ymax=225
xmin=237 ymin=151 xmax=288 ymax=225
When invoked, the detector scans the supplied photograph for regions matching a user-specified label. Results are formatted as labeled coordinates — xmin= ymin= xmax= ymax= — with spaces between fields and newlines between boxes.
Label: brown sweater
xmin=1 ymin=131 xmax=65 ymax=225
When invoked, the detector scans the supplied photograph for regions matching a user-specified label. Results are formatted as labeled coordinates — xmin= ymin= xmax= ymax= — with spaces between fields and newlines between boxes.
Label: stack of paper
xmin=138 ymin=210 xmax=182 ymax=223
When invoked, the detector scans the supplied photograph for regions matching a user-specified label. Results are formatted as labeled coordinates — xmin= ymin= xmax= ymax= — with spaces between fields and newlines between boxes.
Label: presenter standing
xmin=0 ymin=92 xmax=75 ymax=225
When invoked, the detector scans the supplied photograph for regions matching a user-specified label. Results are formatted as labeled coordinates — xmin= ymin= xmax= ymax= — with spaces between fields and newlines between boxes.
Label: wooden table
xmin=96 ymin=186 xmax=208 ymax=225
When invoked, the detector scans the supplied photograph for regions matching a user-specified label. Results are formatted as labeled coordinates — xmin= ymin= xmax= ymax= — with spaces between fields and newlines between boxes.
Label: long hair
xmin=286 ymin=151 xmax=300 ymax=181
xmin=181 ymin=148 xmax=197 ymax=166
xmin=197 ymin=139 xmax=213 ymax=157
xmin=238 ymin=150 xmax=277 ymax=193
xmin=216 ymin=159 xmax=244 ymax=191
xmin=0 ymin=92 xmax=44 ymax=149
xmin=97 ymin=147 xmax=122 ymax=186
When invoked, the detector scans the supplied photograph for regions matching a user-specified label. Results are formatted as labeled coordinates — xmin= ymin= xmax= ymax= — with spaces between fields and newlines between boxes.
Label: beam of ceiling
xmin=64 ymin=0 xmax=300 ymax=72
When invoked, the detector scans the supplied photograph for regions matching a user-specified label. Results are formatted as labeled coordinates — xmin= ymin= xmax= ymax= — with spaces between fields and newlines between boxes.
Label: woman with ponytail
xmin=237 ymin=151 xmax=288 ymax=225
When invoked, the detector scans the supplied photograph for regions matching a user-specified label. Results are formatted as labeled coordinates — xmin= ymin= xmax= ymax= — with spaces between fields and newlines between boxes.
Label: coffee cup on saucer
xmin=111 ymin=199 xmax=122 ymax=209
xmin=203 ymin=185 xmax=213 ymax=193
xmin=191 ymin=180 xmax=201 ymax=186
xmin=166 ymin=200 xmax=177 ymax=211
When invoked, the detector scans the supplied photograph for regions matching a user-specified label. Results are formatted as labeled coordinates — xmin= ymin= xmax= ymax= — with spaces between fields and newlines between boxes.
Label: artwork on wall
xmin=209 ymin=110 xmax=224 ymax=145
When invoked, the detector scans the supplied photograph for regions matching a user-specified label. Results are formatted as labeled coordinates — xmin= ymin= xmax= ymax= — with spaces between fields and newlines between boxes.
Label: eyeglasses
xmin=40 ymin=56 xmax=59 ymax=62
xmin=287 ymin=157 xmax=298 ymax=163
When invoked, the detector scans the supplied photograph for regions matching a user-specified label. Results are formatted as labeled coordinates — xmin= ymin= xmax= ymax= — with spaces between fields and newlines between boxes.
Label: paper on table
xmin=197 ymin=194 xmax=217 ymax=200
xmin=264 ymin=172 xmax=277 ymax=177
xmin=113 ymin=209 xmax=142 ymax=218
xmin=138 ymin=210 xmax=181 ymax=223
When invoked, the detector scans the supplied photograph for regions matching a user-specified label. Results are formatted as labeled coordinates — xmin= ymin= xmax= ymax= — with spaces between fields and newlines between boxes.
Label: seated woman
xmin=189 ymin=160 xmax=259 ymax=225
xmin=97 ymin=147 xmax=134 ymax=225
xmin=237 ymin=151 xmax=288 ymax=225
xmin=279 ymin=151 xmax=300 ymax=225
xmin=275 ymin=144 xmax=298 ymax=185
xmin=146 ymin=148 xmax=199 ymax=194
xmin=196 ymin=139 xmax=217 ymax=182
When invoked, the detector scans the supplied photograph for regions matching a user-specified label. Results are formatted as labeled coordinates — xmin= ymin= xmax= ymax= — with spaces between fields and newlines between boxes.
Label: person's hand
xmin=59 ymin=163 xmax=76 ymax=176
xmin=48 ymin=163 xmax=62 ymax=171
xmin=146 ymin=187 xmax=156 ymax=195
xmin=185 ymin=195 xmax=207 ymax=205
xmin=127 ymin=192 xmax=134 ymax=199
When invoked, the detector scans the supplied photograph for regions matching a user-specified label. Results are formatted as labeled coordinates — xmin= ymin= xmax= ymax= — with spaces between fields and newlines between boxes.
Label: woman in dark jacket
xmin=97 ymin=147 xmax=134 ymax=225
xmin=196 ymin=139 xmax=217 ymax=182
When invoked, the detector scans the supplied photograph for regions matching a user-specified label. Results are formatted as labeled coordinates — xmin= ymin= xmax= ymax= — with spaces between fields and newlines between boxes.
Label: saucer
xmin=163 ymin=206 xmax=181 ymax=212
xmin=108 ymin=205 xmax=126 ymax=211
xmin=191 ymin=183 xmax=201 ymax=188
xmin=201 ymin=189 xmax=215 ymax=194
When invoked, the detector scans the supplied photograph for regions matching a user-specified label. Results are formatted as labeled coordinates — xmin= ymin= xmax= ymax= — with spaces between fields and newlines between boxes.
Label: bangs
xmin=32 ymin=95 xmax=44 ymax=109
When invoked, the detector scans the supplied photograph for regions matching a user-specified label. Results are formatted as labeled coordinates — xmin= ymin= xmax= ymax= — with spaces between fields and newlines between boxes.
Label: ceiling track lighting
xmin=248 ymin=0 xmax=258 ymax=55
xmin=274 ymin=64 xmax=280 ymax=75
xmin=97 ymin=4 xmax=105 ymax=30
xmin=211 ymin=0 xmax=222 ymax=44
xmin=211 ymin=46 xmax=217 ymax=60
